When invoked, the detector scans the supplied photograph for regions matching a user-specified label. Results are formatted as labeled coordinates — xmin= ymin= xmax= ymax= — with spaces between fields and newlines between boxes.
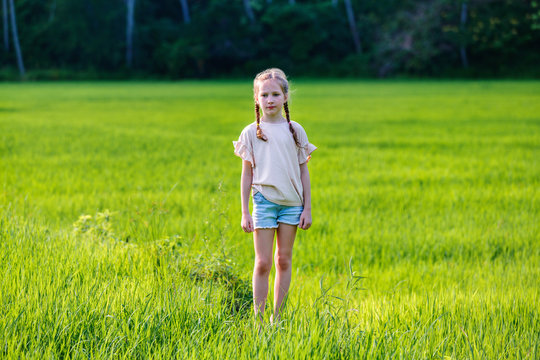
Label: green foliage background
xmin=1 ymin=0 xmax=540 ymax=79
xmin=1 ymin=80 xmax=539 ymax=357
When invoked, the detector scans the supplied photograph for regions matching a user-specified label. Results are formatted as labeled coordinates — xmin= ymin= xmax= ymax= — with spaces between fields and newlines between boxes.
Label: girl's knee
xmin=275 ymin=253 xmax=292 ymax=271
xmin=254 ymin=258 xmax=272 ymax=275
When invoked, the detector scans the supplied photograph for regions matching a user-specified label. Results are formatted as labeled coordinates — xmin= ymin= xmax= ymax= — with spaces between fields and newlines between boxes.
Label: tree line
xmin=1 ymin=0 xmax=539 ymax=80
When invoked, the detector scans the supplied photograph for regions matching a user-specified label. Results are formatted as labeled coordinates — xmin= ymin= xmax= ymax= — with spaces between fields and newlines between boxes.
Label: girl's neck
xmin=261 ymin=114 xmax=286 ymax=124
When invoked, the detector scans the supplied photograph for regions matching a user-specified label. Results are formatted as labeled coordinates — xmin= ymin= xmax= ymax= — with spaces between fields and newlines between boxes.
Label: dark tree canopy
xmin=1 ymin=0 xmax=538 ymax=79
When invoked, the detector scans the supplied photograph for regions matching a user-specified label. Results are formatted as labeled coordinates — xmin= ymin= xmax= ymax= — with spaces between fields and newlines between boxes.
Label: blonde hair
xmin=253 ymin=68 xmax=300 ymax=146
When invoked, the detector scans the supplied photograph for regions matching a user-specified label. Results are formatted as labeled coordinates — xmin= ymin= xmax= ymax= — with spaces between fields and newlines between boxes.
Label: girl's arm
xmin=299 ymin=162 xmax=312 ymax=230
xmin=241 ymin=160 xmax=254 ymax=233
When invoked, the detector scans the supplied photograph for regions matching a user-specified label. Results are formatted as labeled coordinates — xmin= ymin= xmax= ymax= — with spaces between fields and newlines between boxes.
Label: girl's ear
xmin=284 ymin=93 xmax=289 ymax=102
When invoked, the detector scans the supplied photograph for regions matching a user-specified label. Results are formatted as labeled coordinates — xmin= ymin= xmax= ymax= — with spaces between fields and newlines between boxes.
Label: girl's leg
xmin=253 ymin=228 xmax=275 ymax=322
xmin=273 ymin=223 xmax=297 ymax=321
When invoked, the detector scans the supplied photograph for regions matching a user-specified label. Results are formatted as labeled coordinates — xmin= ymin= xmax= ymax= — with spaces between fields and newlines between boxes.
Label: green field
xmin=1 ymin=80 xmax=539 ymax=358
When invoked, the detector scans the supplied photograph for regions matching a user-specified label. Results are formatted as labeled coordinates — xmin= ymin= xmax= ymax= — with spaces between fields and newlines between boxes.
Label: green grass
xmin=1 ymin=80 xmax=539 ymax=358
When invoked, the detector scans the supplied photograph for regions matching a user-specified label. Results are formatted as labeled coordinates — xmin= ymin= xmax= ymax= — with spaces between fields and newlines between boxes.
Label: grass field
xmin=1 ymin=80 xmax=539 ymax=358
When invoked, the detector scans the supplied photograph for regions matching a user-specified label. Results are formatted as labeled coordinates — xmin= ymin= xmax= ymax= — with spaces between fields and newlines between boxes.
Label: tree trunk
xmin=243 ymin=0 xmax=255 ymax=24
xmin=179 ymin=0 xmax=190 ymax=24
xmin=8 ymin=0 xmax=24 ymax=77
xmin=2 ymin=0 xmax=8 ymax=51
xmin=460 ymin=1 xmax=469 ymax=68
xmin=49 ymin=0 xmax=56 ymax=23
xmin=343 ymin=0 xmax=361 ymax=53
xmin=126 ymin=0 xmax=135 ymax=68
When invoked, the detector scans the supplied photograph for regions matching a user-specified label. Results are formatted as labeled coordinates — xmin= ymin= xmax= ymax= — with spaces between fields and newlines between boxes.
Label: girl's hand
xmin=299 ymin=209 xmax=312 ymax=230
xmin=241 ymin=213 xmax=254 ymax=233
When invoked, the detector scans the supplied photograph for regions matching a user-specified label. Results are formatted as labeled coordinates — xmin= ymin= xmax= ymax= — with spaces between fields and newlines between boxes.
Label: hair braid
xmin=255 ymin=102 xmax=267 ymax=141
xmin=284 ymin=102 xmax=300 ymax=147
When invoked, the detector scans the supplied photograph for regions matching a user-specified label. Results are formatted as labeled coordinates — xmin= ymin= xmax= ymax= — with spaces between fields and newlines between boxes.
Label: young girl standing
xmin=233 ymin=68 xmax=317 ymax=323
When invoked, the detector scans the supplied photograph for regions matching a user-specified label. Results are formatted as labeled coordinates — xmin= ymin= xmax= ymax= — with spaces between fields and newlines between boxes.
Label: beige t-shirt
xmin=233 ymin=120 xmax=317 ymax=206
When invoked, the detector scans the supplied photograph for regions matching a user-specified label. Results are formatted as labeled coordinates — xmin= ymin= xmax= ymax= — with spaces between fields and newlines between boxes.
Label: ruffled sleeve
xmin=233 ymin=126 xmax=255 ymax=167
xmin=295 ymin=123 xmax=317 ymax=164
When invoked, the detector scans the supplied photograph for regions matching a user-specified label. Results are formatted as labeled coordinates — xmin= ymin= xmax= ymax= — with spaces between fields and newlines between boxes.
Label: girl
xmin=233 ymin=68 xmax=317 ymax=323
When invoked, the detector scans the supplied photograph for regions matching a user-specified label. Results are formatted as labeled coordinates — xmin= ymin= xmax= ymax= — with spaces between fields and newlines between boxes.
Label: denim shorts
xmin=252 ymin=191 xmax=304 ymax=229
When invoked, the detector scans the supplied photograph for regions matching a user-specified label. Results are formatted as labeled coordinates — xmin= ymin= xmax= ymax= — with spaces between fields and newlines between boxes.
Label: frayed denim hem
xmin=277 ymin=221 xmax=300 ymax=226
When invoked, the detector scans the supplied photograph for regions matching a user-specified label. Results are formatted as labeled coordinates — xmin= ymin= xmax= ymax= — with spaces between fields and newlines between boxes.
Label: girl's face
xmin=256 ymin=79 xmax=287 ymax=117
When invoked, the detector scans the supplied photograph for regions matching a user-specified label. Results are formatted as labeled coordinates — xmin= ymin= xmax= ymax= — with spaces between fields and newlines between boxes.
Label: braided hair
xmin=283 ymin=101 xmax=300 ymax=147
xmin=253 ymin=68 xmax=300 ymax=147
xmin=255 ymin=102 xmax=267 ymax=141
